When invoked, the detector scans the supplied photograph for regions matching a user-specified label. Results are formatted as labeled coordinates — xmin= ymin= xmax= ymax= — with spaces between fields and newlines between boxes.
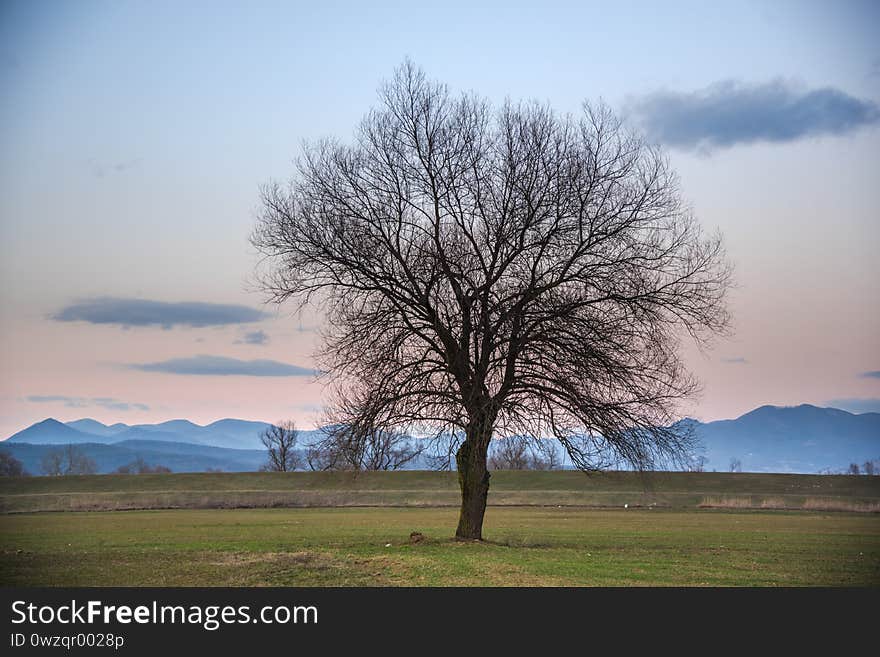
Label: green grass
xmin=2 ymin=471 xmax=878 ymax=586
xmin=1 ymin=507 xmax=878 ymax=586
xmin=2 ymin=470 xmax=878 ymax=513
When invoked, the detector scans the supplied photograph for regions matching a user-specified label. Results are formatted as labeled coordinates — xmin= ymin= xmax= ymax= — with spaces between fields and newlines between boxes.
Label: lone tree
xmin=260 ymin=421 xmax=300 ymax=472
xmin=253 ymin=62 xmax=731 ymax=539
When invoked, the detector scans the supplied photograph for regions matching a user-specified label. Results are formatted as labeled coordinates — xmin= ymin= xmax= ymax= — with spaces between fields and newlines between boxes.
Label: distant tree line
xmin=258 ymin=420 xmax=424 ymax=472
xmin=0 ymin=448 xmax=175 ymax=477
xmin=258 ymin=420 xmax=564 ymax=472
xmin=847 ymin=460 xmax=878 ymax=476
xmin=305 ymin=424 xmax=423 ymax=472
xmin=114 ymin=457 xmax=171 ymax=474
xmin=487 ymin=436 xmax=562 ymax=470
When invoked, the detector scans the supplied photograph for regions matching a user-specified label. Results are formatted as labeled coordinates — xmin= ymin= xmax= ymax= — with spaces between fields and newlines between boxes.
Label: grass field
xmin=1 ymin=471 xmax=878 ymax=586
xmin=2 ymin=507 xmax=878 ymax=586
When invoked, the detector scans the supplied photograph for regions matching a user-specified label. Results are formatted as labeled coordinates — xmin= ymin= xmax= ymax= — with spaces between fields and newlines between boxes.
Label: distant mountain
xmin=0 ymin=440 xmax=268 ymax=474
xmin=109 ymin=427 xmax=211 ymax=445
xmin=6 ymin=418 xmax=102 ymax=445
xmin=202 ymin=419 xmax=278 ymax=449
xmin=131 ymin=419 xmax=205 ymax=438
xmin=2 ymin=404 xmax=877 ymax=474
xmin=689 ymin=404 xmax=880 ymax=473
xmin=65 ymin=419 xmax=129 ymax=437
xmin=5 ymin=417 xmax=274 ymax=450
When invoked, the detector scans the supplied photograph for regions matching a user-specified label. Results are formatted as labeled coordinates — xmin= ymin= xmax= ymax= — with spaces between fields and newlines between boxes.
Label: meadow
xmin=1 ymin=471 xmax=878 ymax=586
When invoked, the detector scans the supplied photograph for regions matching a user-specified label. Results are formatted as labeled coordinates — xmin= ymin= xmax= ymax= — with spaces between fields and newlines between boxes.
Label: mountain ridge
xmin=2 ymin=404 xmax=878 ymax=474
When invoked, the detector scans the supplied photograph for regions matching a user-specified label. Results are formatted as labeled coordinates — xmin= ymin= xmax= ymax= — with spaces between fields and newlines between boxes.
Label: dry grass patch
xmin=759 ymin=497 xmax=788 ymax=509
xmin=207 ymin=550 xmax=326 ymax=568
xmin=698 ymin=496 xmax=753 ymax=509
xmin=802 ymin=498 xmax=880 ymax=513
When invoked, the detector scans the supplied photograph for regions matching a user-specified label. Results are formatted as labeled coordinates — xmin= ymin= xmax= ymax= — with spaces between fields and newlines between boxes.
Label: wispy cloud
xmin=293 ymin=403 xmax=324 ymax=413
xmin=825 ymin=398 xmax=880 ymax=414
xmin=860 ymin=370 xmax=880 ymax=379
xmin=88 ymin=157 xmax=142 ymax=178
xmin=721 ymin=357 xmax=749 ymax=364
xmin=26 ymin=395 xmax=149 ymax=411
xmin=128 ymin=355 xmax=317 ymax=377
xmin=627 ymin=79 xmax=880 ymax=152
xmin=53 ymin=297 xmax=267 ymax=329
xmin=235 ymin=330 xmax=269 ymax=345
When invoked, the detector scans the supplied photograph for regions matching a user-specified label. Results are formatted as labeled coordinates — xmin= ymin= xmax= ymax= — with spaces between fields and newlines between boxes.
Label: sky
xmin=1 ymin=0 xmax=878 ymax=436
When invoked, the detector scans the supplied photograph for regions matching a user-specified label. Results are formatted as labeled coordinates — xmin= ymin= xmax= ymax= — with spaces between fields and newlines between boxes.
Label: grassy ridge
xmin=1 ymin=470 xmax=878 ymax=513
xmin=2 ymin=507 xmax=878 ymax=586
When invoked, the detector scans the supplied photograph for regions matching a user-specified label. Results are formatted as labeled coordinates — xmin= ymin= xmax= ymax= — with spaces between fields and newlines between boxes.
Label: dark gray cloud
xmin=129 ymin=355 xmax=316 ymax=377
xmin=26 ymin=395 xmax=149 ymax=411
xmin=235 ymin=330 xmax=269 ymax=345
xmin=53 ymin=297 xmax=267 ymax=329
xmin=627 ymin=79 xmax=880 ymax=152
xmin=825 ymin=398 xmax=880 ymax=414
xmin=860 ymin=370 xmax=880 ymax=379
xmin=721 ymin=357 xmax=749 ymax=364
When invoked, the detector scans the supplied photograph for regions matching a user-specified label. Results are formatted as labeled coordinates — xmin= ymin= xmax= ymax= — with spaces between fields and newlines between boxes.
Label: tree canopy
xmin=253 ymin=62 xmax=731 ymax=538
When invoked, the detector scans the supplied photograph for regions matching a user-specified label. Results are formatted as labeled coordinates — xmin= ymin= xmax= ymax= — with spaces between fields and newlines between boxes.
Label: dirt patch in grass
xmin=208 ymin=550 xmax=328 ymax=568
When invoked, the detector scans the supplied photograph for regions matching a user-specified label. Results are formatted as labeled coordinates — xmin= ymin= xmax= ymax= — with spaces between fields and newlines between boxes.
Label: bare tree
xmin=0 ymin=452 xmax=26 ymax=477
xmin=848 ymin=463 xmax=861 ymax=475
xmin=65 ymin=445 xmax=97 ymax=475
xmin=688 ymin=455 xmax=708 ymax=472
xmin=487 ymin=435 xmax=558 ymax=470
xmin=253 ymin=62 xmax=731 ymax=539
xmin=40 ymin=449 xmax=64 ymax=476
xmin=862 ymin=460 xmax=876 ymax=476
xmin=729 ymin=458 xmax=742 ymax=473
xmin=41 ymin=445 xmax=96 ymax=476
xmin=488 ymin=436 xmax=531 ymax=470
xmin=260 ymin=421 xmax=300 ymax=472
xmin=305 ymin=410 xmax=424 ymax=471
xmin=530 ymin=439 xmax=562 ymax=470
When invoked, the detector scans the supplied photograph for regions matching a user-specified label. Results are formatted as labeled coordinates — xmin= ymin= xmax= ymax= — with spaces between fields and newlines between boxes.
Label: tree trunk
xmin=455 ymin=438 xmax=490 ymax=540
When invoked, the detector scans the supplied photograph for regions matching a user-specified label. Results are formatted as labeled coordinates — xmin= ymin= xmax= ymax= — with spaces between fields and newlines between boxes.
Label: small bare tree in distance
xmin=488 ymin=436 xmax=531 ymax=470
xmin=306 ymin=397 xmax=425 ymax=471
xmin=487 ymin=436 xmax=560 ymax=470
xmin=688 ymin=455 xmax=708 ymax=473
xmin=41 ymin=445 xmax=97 ymax=476
xmin=40 ymin=449 xmax=65 ymax=476
xmin=260 ymin=421 xmax=300 ymax=472
xmin=252 ymin=61 xmax=731 ymax=539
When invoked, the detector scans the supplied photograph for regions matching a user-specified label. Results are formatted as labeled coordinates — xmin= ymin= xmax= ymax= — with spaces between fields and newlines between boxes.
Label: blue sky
xmin=1 ymin=0 xmax=878 ymax=435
